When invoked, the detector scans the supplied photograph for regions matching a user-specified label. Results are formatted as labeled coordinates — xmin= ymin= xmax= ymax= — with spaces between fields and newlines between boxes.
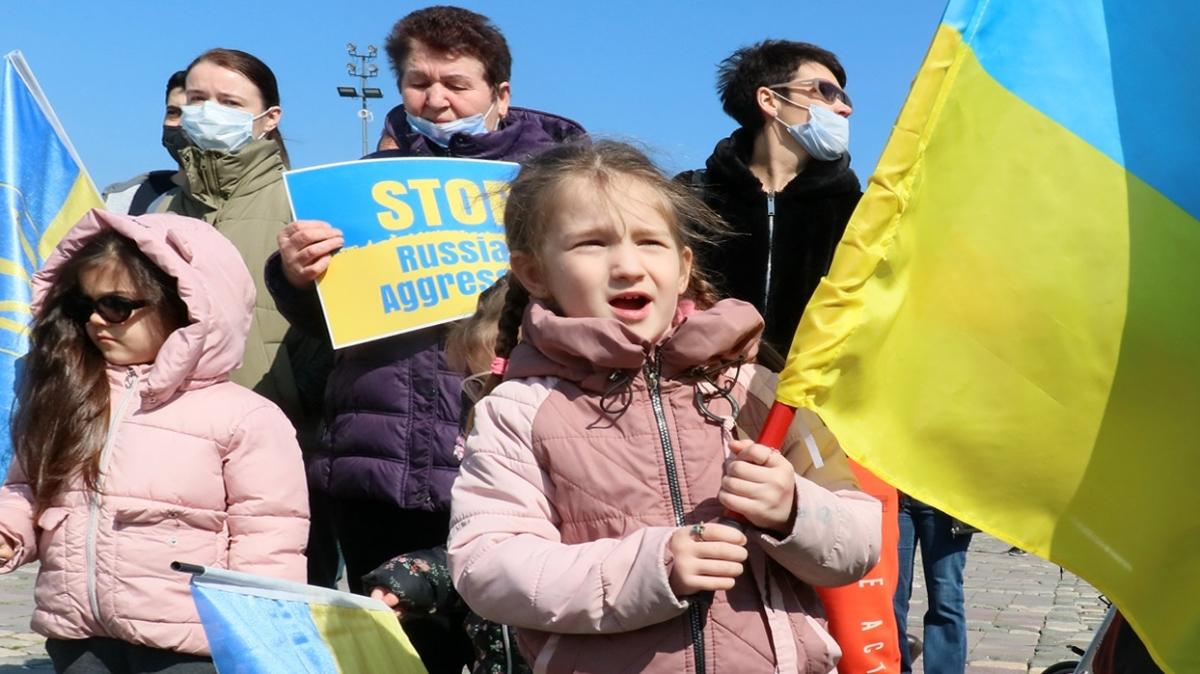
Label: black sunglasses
xmin=64 ymin=293 xmax=149 ymax=324
xmin=770 ymin=78 xmax=852 ymax=108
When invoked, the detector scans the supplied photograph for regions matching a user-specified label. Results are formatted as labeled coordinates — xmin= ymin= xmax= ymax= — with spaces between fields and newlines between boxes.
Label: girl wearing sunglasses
xmin=0 ymin=210 xmax=308 ymax=673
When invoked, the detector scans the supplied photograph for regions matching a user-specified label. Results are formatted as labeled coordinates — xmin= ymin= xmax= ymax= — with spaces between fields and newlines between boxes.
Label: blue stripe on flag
xmin=192 ymin=583 xmax=339 ymax=674
xmin=940 ymin=0 xmax=1200 ymax=220
xmin=1100 ymin=0 xmax=1200 ymax=220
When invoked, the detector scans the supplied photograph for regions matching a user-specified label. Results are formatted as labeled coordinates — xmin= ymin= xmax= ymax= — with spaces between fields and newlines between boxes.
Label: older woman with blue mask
xmin=265 ymin=7 xmax=584 ymax=674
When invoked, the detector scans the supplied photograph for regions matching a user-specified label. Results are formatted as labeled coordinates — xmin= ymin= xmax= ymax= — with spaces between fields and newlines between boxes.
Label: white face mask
xmin=181 ymin=101 xmax=273 ymax=153
xmin=405 ymin=102 xmax=495 ymax=147
xmin=771 ymin=91 xmax=850 ymax=161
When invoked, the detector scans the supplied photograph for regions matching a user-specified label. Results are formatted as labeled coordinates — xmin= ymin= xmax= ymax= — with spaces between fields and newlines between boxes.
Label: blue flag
xmin=0 ymin=50 xmax=101 ymax=475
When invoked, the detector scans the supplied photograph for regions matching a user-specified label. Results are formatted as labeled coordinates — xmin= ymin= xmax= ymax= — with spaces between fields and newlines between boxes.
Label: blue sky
xmin=3 ymin=1 xmax=948 ymax=190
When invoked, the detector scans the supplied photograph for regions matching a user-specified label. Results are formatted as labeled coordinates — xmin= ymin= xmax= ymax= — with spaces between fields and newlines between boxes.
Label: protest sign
xmin=285 ymin=157 xmax=517 ymax=349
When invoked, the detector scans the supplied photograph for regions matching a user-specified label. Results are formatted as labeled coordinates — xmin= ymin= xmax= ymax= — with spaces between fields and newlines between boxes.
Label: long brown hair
xmin=13 ymin=232 xmax=189 ymax=514
xmin=187 ymin=48 xmax=290 ymax=168
xmin=469 ymin=140 xmax=728 ymax=404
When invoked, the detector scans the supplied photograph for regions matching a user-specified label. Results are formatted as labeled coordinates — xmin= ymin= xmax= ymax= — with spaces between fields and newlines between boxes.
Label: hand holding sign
xmin=277 ymin=220 xmax=345 ymax=288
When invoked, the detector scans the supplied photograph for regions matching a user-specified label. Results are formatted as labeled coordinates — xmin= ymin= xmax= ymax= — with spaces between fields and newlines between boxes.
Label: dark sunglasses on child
xmin=770 ymin=78 xmax=852 ymax=108
xmin=64 ymin=293 xmax=149 ymax=324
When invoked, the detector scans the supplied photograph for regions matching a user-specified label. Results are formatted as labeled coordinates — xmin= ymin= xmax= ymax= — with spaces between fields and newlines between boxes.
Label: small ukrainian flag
xmin=0 ymin=50 xmax=102 ymax=475
xmin=175 ymin=562 xmax=427 ymax=673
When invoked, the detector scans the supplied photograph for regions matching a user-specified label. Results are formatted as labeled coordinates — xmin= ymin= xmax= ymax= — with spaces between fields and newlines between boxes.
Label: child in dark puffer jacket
xmin=366 ymin=276 xmax=531 ymax=674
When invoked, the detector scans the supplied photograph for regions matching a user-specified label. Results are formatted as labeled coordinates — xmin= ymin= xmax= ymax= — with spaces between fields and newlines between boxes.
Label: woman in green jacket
xmin=156 ymin=48 xmax=334 ymax=584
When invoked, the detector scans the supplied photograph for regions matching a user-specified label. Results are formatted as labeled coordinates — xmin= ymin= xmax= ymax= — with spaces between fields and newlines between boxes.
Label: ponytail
xmin=480 ymin=278 xmax=529 ymax=395
xmin=686 ymin=266 xmax=722 ymax=310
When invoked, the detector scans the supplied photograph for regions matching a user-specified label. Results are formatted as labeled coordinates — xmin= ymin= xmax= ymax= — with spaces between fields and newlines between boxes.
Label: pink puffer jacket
xmin=0 ymin=210 xmax=309 ymax=655
xmin=449 ymin=300 xmax=881 ymax=674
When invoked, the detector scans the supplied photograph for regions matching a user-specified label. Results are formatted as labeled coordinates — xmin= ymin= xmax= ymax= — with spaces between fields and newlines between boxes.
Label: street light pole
xmin=337 ymin=43 xmax=384 ymax=157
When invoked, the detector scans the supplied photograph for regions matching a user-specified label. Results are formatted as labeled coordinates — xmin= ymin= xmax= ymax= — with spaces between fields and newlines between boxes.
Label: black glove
xmin=361 ymin=545 xmax=462 ymax=619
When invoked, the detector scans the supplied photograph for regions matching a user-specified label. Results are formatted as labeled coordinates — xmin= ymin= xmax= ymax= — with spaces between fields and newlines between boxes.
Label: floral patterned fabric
xmin=362 ymin=547 xmax=458 ymax=617
xmin=465 ymin=613 xmax=532 ymax=674
xmin=364 ymin=546 xmax=531 ymax=674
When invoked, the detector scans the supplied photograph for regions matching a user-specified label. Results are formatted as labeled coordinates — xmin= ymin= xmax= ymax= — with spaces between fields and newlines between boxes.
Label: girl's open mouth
xmin=610 ymin=294 xmax=650 ymax=311
xmin=609 ymin=293 xmax=652 ymax=321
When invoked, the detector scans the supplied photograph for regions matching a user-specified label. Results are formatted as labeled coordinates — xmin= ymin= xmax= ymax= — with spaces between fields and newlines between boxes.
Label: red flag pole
xmin=757 ymin=401 xmax=797 ymax=449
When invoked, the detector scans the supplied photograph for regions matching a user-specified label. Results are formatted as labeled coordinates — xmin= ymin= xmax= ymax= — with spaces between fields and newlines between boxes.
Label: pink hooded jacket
xmin=449 ymin=299 xmax=881 ymax=674
xmin=0 ymin=210 xmax=309 ymax=655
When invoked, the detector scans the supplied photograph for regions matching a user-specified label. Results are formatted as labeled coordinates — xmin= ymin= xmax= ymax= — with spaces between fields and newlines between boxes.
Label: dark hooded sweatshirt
xmin=678 ymin=128 xmax=862 ymax=353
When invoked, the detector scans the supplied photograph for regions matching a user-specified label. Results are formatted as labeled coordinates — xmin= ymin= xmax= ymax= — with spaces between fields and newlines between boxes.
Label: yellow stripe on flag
xmin=38 ymin=173 xmax=100 ymax=262
xmin=0 ymin=300 xmax=30 ymax=315
xmin=309 ymin=603 xmax=425 ymax=674
xmin=0 ymin=258 xmax=30 ymax=284
xmin=0 ymin=317 xmax=28 ymax=337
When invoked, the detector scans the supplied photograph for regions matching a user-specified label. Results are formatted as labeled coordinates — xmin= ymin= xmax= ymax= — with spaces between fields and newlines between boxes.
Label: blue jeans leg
xmin=894 ymin=500 xmax=918 ymax=673
xmin=913 ymin=501 xmax=972 ymax=674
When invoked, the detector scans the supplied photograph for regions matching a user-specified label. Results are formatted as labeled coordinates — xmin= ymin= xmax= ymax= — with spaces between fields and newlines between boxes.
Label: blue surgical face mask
xmin=771 ymin=91 xmax=850 ymax=161
xmin=405 ymin=102 xmax=495 ymax=147
xmin=181 ymin=101 xmax=273 ymax=153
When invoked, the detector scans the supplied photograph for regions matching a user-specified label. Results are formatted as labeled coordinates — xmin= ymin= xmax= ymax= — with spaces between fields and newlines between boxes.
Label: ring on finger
xmin=690 ymin=523 xmax=706 ymax=541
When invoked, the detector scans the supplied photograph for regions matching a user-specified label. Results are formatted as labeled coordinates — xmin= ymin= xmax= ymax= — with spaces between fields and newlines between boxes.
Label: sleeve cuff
xmin=655 ymin=529 xmax=690 ymax=611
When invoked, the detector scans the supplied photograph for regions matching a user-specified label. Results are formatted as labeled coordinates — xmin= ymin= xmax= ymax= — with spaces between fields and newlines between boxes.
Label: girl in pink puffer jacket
xmin=448 ymin=141 xmax=881 ymax=673
xmin=0 ymin=210 xmax=308 ymax=672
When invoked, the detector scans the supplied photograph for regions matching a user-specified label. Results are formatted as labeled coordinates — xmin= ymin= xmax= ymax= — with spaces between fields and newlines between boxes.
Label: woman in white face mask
xmin=154 ymin=48 xmax=330 ymax=548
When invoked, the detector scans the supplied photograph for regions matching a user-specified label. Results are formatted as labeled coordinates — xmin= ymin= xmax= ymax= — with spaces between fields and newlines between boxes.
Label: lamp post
xmin=338 ymin=43 xmax=384 ymax=157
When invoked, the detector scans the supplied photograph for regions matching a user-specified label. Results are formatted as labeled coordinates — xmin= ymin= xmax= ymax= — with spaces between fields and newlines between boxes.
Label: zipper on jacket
xmin=644 ymin=352 xmax=706 ymax=674
xmin=86 ymin=367 xmax=140 ymax=626
xmin=764 ymin=192 xmax=776 ymax=321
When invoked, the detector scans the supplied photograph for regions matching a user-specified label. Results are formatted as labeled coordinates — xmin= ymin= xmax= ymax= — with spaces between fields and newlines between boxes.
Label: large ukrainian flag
xmin=775 ymin=2 xmax=1198 ymax=671
xmin=1 ymin=50 xmax=101 ymax=474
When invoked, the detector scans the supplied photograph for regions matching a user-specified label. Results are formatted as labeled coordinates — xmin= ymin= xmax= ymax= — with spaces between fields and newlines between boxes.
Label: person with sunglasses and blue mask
xmin=678 ymin=39 xmax=858 ymax=356
xmin=153 ymin=49 xmax=335 ymax=590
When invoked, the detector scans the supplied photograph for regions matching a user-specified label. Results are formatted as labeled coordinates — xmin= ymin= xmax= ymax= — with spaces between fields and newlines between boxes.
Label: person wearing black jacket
xmin=677 ymin=40 xmax=860 ymax=354
xmin=680 ymin=40 xmax=915 ymax=674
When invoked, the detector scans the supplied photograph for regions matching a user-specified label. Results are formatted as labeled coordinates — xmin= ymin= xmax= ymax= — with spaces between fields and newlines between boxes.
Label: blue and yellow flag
xmin=775 ymin=2 xmax=1198 ymax=671
xmin=179 ymin=563 xmax=426 ymax=673
xmin=1 ymin=50 xmax=101 ymax=475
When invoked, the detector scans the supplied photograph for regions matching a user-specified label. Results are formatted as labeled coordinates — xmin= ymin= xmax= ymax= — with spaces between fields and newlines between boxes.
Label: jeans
xmin=894 ymin=496 xmax=972 ymax=674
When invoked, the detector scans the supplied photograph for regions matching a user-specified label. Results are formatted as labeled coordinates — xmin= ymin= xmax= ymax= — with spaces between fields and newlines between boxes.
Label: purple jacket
xmin=267 ymin=106 xmax=586 ymax=512
xmin=381 ymin=105 xmax=585 ymax=161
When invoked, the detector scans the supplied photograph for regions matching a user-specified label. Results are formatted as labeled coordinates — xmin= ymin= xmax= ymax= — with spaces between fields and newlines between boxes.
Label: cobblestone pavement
xmin=0 ymin=534 xmax=1104 ymax=673
xmin=0 ymin=564 xmax=51 ymax=673
xmin=906 ymin=534 xmax=1107 ymax=674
